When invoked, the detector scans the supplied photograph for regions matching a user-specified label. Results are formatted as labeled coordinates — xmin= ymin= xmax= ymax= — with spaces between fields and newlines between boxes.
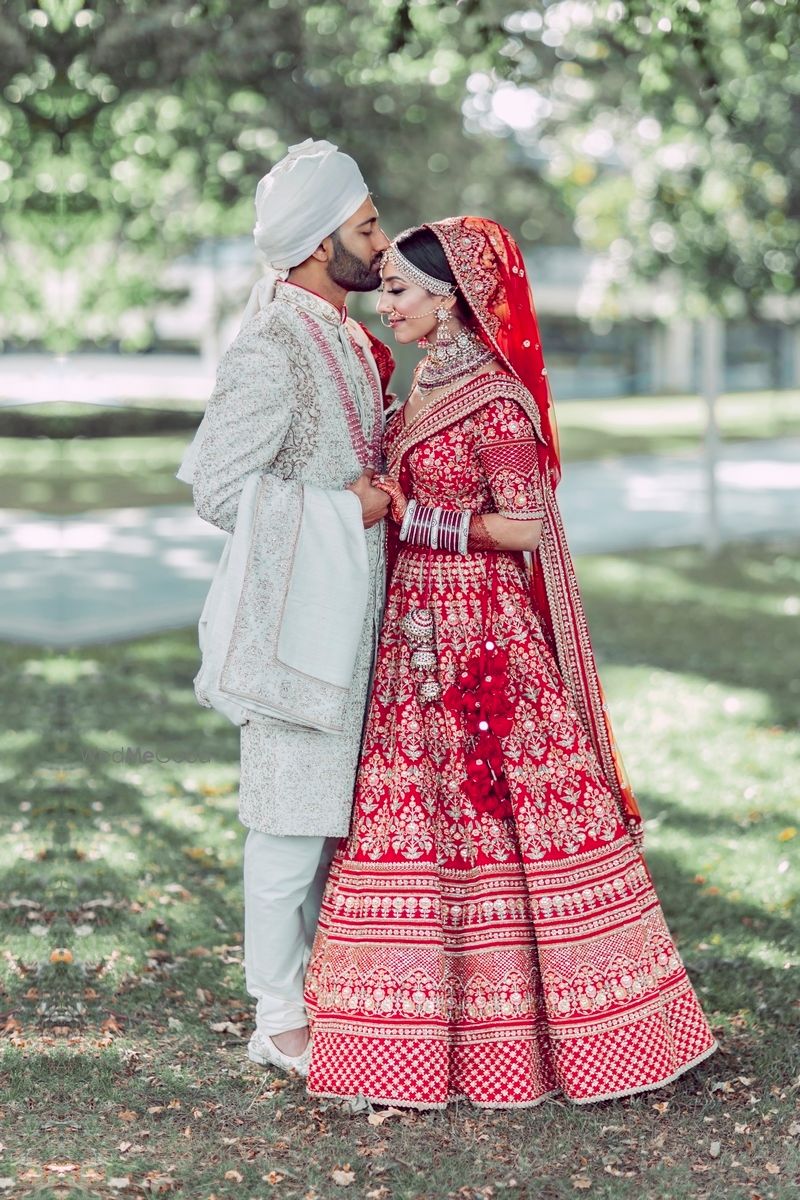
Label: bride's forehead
xmin=381 ymin=265 xmax=414 ymax=286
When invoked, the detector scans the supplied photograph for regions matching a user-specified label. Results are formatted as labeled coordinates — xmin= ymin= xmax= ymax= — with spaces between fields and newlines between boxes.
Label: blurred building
xmin=154 ymin=239 xmax=799 ymax=401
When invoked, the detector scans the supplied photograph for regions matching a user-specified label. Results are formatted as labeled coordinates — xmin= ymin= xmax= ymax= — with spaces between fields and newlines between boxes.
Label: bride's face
xmin=376 ymin=266 xmax=442 ymax=344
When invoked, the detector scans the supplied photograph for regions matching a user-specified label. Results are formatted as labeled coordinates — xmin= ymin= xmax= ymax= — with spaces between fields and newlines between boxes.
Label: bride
xmin=303 ymin=216 xmax=716 ymax=1109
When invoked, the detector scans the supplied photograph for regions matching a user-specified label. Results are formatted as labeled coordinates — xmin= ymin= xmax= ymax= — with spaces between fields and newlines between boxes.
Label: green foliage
xmin=1 ymin=1 xmax=798 ymax=345
xmin=0 ymin=0 xmax=566 ymax=348
xmin=464 ymin=0 xmax=800 ymax=318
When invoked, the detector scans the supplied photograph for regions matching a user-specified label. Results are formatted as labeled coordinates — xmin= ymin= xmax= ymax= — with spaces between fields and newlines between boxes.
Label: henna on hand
xmin=467 ymin=513 xmax=504 ymax=552
xmin=373 ymin=475 xmax=407 ymax=523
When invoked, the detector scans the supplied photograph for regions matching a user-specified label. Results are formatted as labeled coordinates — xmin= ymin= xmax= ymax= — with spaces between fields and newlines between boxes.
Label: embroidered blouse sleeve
xmin=192 ymin=314 xmax=294 ymax=534
xmin=477 ymin=396 xmax=545 ymax=521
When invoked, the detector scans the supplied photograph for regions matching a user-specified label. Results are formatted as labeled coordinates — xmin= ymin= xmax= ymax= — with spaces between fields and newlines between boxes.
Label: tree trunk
xmin=700 ymin=314 xmax=724 ymax=555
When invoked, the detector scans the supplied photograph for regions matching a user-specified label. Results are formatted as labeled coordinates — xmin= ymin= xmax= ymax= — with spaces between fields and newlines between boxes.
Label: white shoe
xmin=247 ymin=1029 xmax=312 ymax=1077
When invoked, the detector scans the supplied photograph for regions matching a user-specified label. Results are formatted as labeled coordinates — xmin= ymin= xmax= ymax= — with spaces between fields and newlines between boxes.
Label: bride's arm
xmin=468 ymin=513 xmax=542 ymax=553
xmin=474 ymin=395 xmax=546 ymax=552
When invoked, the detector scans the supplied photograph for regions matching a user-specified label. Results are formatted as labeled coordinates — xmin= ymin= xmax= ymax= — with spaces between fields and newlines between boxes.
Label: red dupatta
xmin=423 ymin=217 xmax=643 ymax=846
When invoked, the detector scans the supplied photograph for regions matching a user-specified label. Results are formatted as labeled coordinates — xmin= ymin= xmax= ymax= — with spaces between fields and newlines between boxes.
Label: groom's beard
xmin=327 ymin=234 xmax=382 ymax=292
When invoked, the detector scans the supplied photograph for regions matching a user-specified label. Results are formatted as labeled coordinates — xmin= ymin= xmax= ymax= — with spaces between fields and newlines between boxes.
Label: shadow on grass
xmin=3 ymin=621 xmax=800 ymax=1197
xmin=579 ymin=544 xmax=800 ymax=728
xmin=638 ymin=789 xmax=800 ymax=844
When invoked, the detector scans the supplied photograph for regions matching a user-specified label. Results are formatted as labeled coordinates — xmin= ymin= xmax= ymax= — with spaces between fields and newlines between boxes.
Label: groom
xmin=191 ymin=140 xmax=392 ymax=1075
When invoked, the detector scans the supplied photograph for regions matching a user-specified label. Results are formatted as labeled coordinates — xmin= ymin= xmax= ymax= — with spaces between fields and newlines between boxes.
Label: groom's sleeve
xmin=193 ymin=316 xmax=294 ymax=534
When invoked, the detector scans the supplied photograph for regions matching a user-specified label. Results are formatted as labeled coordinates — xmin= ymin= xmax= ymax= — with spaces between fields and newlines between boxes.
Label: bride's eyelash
xmin=384 ymin=287 xmax=405 ymax=295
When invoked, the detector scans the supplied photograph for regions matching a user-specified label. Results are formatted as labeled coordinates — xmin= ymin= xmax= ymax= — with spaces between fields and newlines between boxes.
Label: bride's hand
xmin=373 ymin=475 xmax=407 ymax=523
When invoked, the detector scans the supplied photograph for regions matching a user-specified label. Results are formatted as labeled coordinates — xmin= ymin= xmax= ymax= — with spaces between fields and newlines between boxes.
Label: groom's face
xmin=327 ymin=197 xmax=390 ymax=292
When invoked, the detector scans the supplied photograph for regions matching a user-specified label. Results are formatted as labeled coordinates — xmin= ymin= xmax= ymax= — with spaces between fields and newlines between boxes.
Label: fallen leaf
xmin=108 ymin=1180 xmax=130 ymax=1191
xmin=788 ymin=1122 xmax=800 ymax=1136
xmin=571 ymin=1177 xmax=592 ymax=1190
xmin=164 ymin=883 xmax=192 ymax=899
xmin=224 ymin=1171 xmax=243 ymax=1183
xmin=117 ymin=1142 xmax=132 ymax=1154
xmin=366 ymin=1107 xmax=403 ymax=1126
xmin=49 ymin=948 xmax=73 ymax=965
xmin=142 ymin=1175 xmax=176 ymax=1194
xmin=765 ymin=1163 xmax=781 ymax=1175
xmin=263 ymin=1172 xmax=285 ymax=1185
xmin=652 ymin=1101 xmax=670 ymax=1114
xmin=331 ymin=1166 xmax=356 ymax=1186
xmin=209 ymin=1020 xmax=245 ymax=1038
xmin=117 ymin=1110 xmax=138 ymax=1123
xmin=184 ymin=846 xmax=216 ymax=866
xmin=777 ymin=827 xmax=797 ymax=842
xmin=101 ymin=1016 xmax=123 ymax=1035
xmin=709 ymin=1141 xmax=721 ymax=1158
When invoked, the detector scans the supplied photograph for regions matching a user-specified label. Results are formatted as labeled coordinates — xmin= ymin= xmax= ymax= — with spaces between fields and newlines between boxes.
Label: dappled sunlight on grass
xmin=1 ymin=545 xmax=797 ymax=1197
xmin=558 ymin=391 xmax=800 ymax=462
xmin=577 ymin=543 xmax=800 ymax=730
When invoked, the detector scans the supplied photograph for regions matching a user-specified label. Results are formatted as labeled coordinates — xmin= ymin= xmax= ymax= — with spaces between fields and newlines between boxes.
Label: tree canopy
xmin=1 ymin=0 xmax=797 ymax=347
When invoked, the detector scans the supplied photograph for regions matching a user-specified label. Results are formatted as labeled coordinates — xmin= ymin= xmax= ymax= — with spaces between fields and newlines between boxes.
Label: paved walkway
xmin=0 ymin=354 xmax=214 ymax=408
xmin=1 ymin=438 xmax=798 ymax=646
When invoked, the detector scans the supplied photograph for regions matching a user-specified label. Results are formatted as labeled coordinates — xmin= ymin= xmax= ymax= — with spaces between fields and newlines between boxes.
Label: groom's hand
xmin=347 ymin=470 xmax=391 ymax=529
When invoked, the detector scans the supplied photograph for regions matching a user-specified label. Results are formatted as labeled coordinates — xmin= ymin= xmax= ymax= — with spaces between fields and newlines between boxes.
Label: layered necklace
xmin=417 ymin=324 xmax=494 ymax=396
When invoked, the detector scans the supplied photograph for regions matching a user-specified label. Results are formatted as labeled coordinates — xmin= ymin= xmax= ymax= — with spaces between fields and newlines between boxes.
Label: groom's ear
xmin=311 ymin=236 xmax=334 ymax=263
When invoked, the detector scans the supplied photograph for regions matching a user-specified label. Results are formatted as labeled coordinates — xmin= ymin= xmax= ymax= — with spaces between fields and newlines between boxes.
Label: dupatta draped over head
xmin=420 ymin=216 xmax=643 ymax=845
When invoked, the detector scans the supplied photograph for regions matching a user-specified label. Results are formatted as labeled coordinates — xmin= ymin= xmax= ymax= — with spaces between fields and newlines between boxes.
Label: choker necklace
xmin=418 ymin=327 xmax=494 ymax=395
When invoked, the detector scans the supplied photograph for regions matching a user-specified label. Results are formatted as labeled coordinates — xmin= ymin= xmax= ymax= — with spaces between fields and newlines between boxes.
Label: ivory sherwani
xmin=192 ymin=281 xmax=389 ymax=837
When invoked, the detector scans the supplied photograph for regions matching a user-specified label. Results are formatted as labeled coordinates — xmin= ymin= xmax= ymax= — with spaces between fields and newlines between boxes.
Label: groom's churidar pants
xmin=243 ymin=831 xmax=338 ymax=1035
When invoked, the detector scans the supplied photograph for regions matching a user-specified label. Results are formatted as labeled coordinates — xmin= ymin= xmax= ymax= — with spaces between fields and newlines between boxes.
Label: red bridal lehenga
xmin=304 ymin=218 xmax=716 ymax=1109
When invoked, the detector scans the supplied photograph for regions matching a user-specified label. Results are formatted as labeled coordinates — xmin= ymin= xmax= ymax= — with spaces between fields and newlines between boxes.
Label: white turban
xmin=252 ymin=138 xmax=369 ymax=270
xmin=176 ymin=139 xmax=369 ymax=486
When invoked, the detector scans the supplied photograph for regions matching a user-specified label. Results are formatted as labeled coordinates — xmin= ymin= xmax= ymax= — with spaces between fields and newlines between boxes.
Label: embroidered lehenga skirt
xmin=304 ymin=389 xmax=716 ymax=1110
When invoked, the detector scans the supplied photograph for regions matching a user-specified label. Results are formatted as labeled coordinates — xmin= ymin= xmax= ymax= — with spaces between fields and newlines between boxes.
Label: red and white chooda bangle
xmin=399 ymin=500 xmax=472 ymax=555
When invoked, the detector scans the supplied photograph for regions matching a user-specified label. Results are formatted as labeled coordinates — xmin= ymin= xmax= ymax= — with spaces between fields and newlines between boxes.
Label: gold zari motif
xmin=305 ymin=376 xmax=716 ymax=1110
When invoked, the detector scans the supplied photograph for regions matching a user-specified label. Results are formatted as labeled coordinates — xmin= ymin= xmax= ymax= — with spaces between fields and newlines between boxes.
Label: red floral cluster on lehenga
xmin=305 ymin=378 xmax=717 ymax=1110
xmin=443 ymin=634 xmax=515 ymax=819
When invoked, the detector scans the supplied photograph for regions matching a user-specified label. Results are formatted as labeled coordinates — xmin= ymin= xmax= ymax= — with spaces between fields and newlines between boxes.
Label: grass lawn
xmin=0 ymin=389 xmax=797 ymax=515
xmin=0 ymin=436 xmax=193 ymax=514
xmin=554 ymin=390 xmax=800 ymax=461
xmin=1 ymin=542 xmax=798 ymax=1199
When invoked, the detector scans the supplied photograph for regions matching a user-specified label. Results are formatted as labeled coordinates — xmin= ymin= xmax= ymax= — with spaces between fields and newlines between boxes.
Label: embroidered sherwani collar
xmin=277 ymin=279 xmax=348 ymax=326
